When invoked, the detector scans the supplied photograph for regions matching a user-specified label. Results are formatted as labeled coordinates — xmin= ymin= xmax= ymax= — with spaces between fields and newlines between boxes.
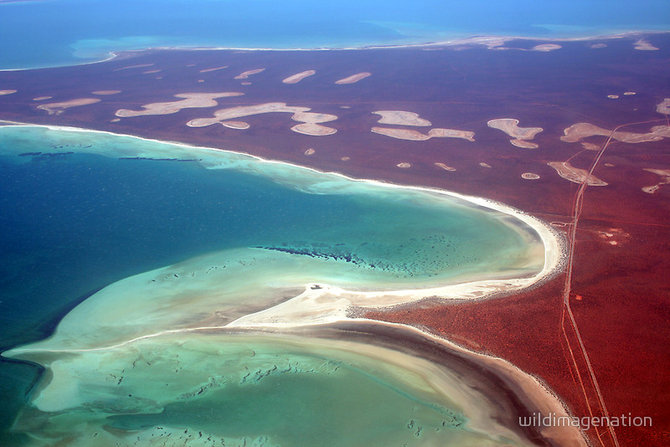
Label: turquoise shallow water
xmin=0 ymin=126 xmax=544 ymax=445
xmin=0 ymin=0 xmax=668 ymax=69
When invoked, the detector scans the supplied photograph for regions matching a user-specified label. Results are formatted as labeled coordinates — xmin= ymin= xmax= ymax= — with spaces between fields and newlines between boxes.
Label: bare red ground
xmin=1 ymin=35 xmax=669 ymax=445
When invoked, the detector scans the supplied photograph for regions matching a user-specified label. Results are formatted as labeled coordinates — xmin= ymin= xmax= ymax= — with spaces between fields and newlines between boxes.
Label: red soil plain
xmin=1 ymin=34 xmax=669 ymax=446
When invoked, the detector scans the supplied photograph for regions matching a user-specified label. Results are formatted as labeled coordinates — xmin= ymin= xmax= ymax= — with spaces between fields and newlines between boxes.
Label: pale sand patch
xmin=590 ymin=43 xmax=607 ymax=49
xmin=634 ymin=39 xmax=658 ymax=51
xmin=142 ymin=69 xmax=161 ymax=74
xmin=199 ymin=66 xmax=228 ymax=73
xmin=657 ymin=98 xmax=670 ymax=115
xmin=371 ymin=126 xmax=475 ymax=142
xmin=37 ymin=98 xmax=101 ymax=115
xmin=581 ymin=142 xmax=601 ymax=151
xmin=92 ymin=90 xmax=121 ymax=95
xmin=642 ymin=168 xmax=670 ymax=194
xmin=115 ymin=92 xmax=243 ymax=118
xmin=282 ymin=70 xmax=316 ymax=84
xmin=110 ymin=118 xmax=120 ymax=123
xmin=531 ymin=44 xmax=561 ymax=52
xmin=623 ymin=91 xmax=636 ymax=96
xmin=607 ymin=94 xmax=619 ymax=99
xmin=234 ymin=68 xmax=265 ymax=79
xmin=510 ymin=139 xmax=538 ymax=149
xmin=372 ymin=110 xmax=432 ymax=127
xmin=547 ymin=161 xmax=608 ymax=186
xmin=396 ymin=162 xmax=411 ymax=168
xmin=220 ymin=121 xmax=250 ymax=130
xmin=487 ymin=118 xmax=543 ymax=141
xmin=560 ymin=122 xmax=670 ymax=143
xmin=187 ymin=102 xmax=338 ymax=136
xmin=604 ymin=162 xmax=615 ymax=167
xmin=479 ymin=162 xmax=492 ymax=168
xmin=32 ymin=96 xmax=52 ymax=101
xmin=335 ymin=72 xmax=371 ymax=84
xmin=113 ymin=63 xmax=154 ymax=71
xmin=340 ymin=105 xmax=351 ymax=109
xmin=240 ymin=81 xmax=252 ymax=86
xmin=340 ymin=156 xmax=350 ymax=161
xmin=304 ymin=148 xmax=315 ymax=156
xmin=521 ymin=173 xmax=540 ymax=180
xmin=435 ymin=162 xmax=456 ymax=172
xmin=0 ymin=89 xmax=17 ymax=95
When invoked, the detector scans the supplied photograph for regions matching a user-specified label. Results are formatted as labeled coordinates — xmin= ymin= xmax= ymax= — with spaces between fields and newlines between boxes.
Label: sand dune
xmin=115 ymin=92 xmax=243 ymax=118
xmin=561 ymin=122 xmax=670 ymax=144
xmin=335 ymin=72 xmax=371 ymax=84
xmin=372 ymin=126 xmax=474 ymax=142
xmin=37 ymin=98 xmax=101 ymax=115
xmin=373 ymin=110 xmax=431 ymax=127
xmin=282 ymin=70 xmax=316 ymax=84
xmin=188 ymin=102 xmax=338 ymax=136
xmin=547 ymin=161 xmax=607 ymax=186
xmin=234 ymin=68 xmax=265 ymax=79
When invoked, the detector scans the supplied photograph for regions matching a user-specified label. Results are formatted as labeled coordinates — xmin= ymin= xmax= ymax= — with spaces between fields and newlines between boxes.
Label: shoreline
xmin=0 ymin=121 xmax=565 ymax=306
xmin=0 ymin=29 xmax=667 ymax=72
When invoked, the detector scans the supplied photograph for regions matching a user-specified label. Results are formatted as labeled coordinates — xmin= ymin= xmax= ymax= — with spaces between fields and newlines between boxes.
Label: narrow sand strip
xmin=234 ymin=68 xmax=265 ymax=79
xmin=92 ymin=90 xmax=121 ymax=95
xmin=510 ymin=139 xmax=538 ymax=149
xmin=335 ymin=72 xmax=371 ymax=84
xmin=0 ymin=89 xmax=17 ymax=95
xmin=32 ymin=96 xmax=52 ymax=101
xmin=372 ymin=126 xmax=475 ymax=142
xmin=37 ymin=98 xmax=101 ymax=115
xmin=435 ymin=162 xmax=456 ymax=172
xmin=199 ymin=66 xmax=228 ymax=73
xmin=561 ymin=122 xmax=670 ymax=143
xmin=372 ymin=110 xmax=431 ymax=127
xmin=282 ymin=70 xmax=316 ymax=84
xmin=547 ymin=161 xmax=607 ymax=186
xmin=531 ymin=44 xmax=561 ymax=52
xmin=115 ymin=92 xmax=243 ymax=118
xmin=113 ymin=63 xmax=154 ymax=71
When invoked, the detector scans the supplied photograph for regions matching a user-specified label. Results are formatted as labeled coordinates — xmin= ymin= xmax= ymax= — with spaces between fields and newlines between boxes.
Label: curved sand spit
xmin=0 ymin=123 xmax=581 ymax=447
xmin=37 ymin=98 xmax=101 ymax=115
xmin=115 ymin=92 xmax=243 ymax=118
xmin=548 ymin=161 xmax=607 ymax=186
xmin=488 ymin=118 xmax=542 ymax=149
xmin=234 ymin=68 xmax=265 ymax=79
xmin=282 ymin=70 xmax=316 ymax=84
xmin=373 ymin=110 xmax=431 ymax=127
xmin=335 ymin=72 xmax=371 ymax=84
xmin=561 ymin=122 xmax=670 ymax=144
xmin=372 ymin=126 xmax=475 ymax=142
xmin=188 ymin=102 xmax=338 ymax=136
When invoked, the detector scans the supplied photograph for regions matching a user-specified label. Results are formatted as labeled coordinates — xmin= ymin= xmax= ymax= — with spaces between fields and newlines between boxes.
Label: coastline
xmin=0 ymin=29 xmax=667 ymax=72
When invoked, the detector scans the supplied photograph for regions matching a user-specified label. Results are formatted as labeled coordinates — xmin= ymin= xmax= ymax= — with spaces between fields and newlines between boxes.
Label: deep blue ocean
xmin=0 ymin=0 xmax=668 ymax=69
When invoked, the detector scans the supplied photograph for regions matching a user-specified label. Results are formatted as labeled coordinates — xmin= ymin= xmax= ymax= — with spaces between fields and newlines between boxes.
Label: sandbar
xmin=0 ymin=89 xmax=17 ymax=95
xmin=188 ymin=102 xmax=338 ymax=136
xmin=220 ymin=121 xmax=251 ymax=130
xmin=115 ymin=92 xmax=243 ymax=118
xmin=234 ymin=68 xmax=265 ymax=79
xmin=37 ymin=98 xmax=101 ymax=115
xmin=113 ymin=63 xmax=154 ymax=71
xmin=335 ymin=72 xmax=371 ymax=84
xmin=634 ymin=39 xmax=659 ymax=50
xmin=607 ymin=94 xmax=619 ymax=99
xmin=521 ymin=173 xmax=540 ymax=180
xmin=396 ymin=162 xmax=411 ymax=168
xmin=547 ymin=161 xmax=607 ymax=186
xmin=487 ymin=118 xmax=543 ymax=141
xmin=32 ymin=96 xmax=52 ymax=101
xmin=657 ymin=98 xmax=670 ymax=115
xmin=531 ymin=44 xmax=561 ymax=52
xmin=623 ymin=91 xmax=636 ymax=96
xmin=92 ymin=90 xmax=121 ymax=95
xmin=372 ymin=110 xmax=431 ymax=127
xmin=199 ymin=66 xmax=228 ymax=73
xmin=282 ymin=70 xmax=316 ymax=84
xmin=435 ymin=162 xmax=456 ymax=172
xmin=372 ymin=126 xmax=475 ymax=142
xmin=304 ymin=148 xmax=315 ymax=156
xmin=642 ymin=168 xmax=670 ymax=194
xmin=479 ymin=162 xmax=492 ymax=168
xmin=510 ymin=139 xmax=538 ymax=149
xmin=560 ymin=122 xmax=670 ymax=144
